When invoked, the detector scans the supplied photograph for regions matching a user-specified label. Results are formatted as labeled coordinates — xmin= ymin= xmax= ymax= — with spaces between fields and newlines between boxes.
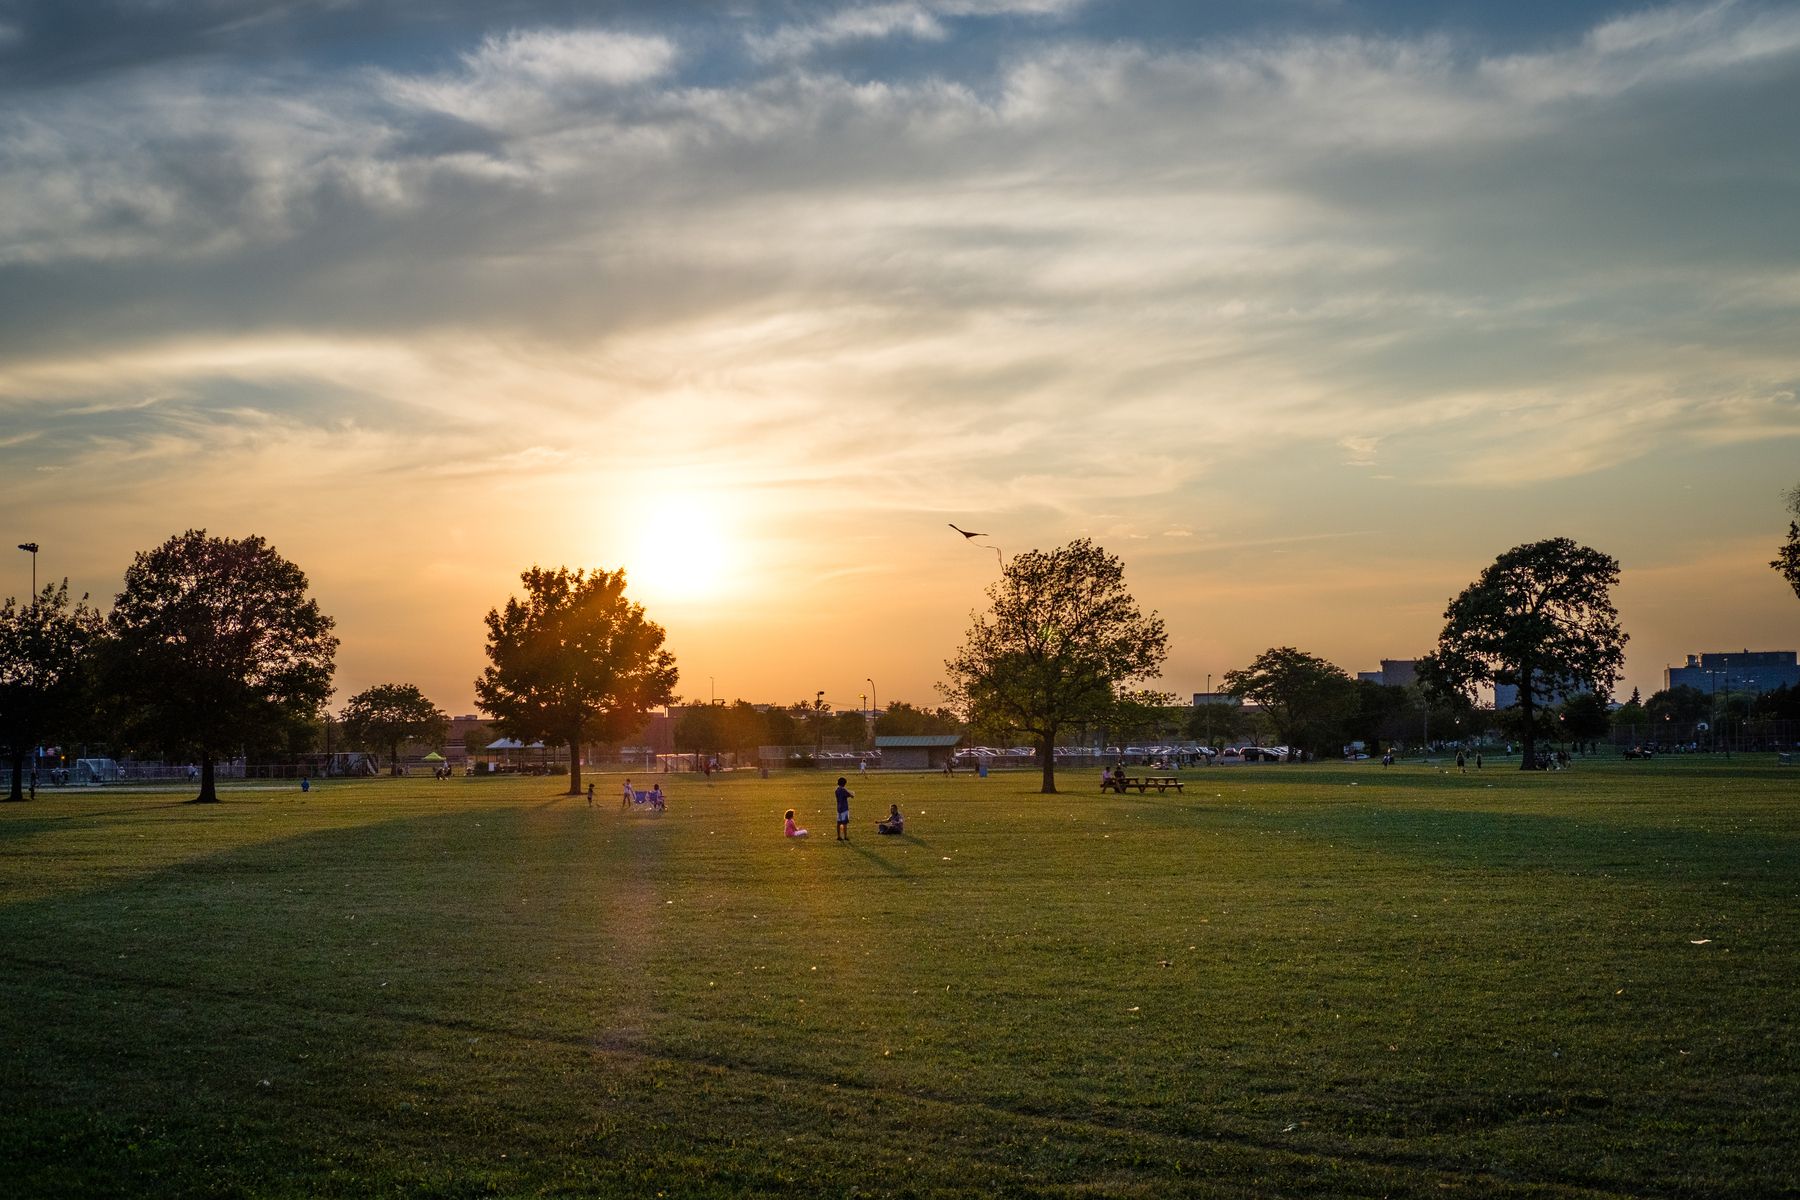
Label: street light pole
xmin=16 ymin=542 xmax=38 ymax=600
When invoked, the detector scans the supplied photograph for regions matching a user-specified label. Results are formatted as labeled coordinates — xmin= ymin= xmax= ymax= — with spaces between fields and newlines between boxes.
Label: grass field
xmin=2 ymin=759 xmax=1797 ymax=1198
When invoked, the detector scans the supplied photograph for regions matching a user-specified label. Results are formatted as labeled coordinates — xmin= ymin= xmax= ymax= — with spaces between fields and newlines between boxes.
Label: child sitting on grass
xmin=784 ymin=810 xmax=808 ymax=838
xmin=877 ymin=804 xmax=904 ymax=835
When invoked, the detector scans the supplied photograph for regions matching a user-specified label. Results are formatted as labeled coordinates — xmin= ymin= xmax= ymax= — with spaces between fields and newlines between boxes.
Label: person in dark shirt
xmin=835 ymin=777 xmax=853 ymax=840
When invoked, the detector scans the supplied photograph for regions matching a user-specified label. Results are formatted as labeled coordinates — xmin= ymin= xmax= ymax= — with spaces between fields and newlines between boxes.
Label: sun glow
xmin=617 ymin=492 xmax=742 ymax=607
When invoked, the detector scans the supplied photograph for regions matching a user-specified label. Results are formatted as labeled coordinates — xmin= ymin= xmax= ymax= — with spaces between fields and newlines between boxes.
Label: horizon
xmin=5 ymin=0 xmax=1798 ymax=714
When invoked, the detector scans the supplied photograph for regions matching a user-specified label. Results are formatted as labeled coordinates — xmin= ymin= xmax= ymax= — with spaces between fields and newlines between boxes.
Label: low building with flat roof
xmin=875 ymin=735 xmax=962 ymax=770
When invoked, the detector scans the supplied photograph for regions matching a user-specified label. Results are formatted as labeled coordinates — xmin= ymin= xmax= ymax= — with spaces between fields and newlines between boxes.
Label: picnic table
xmin=1101 ymin=775 xmax=1184 ymax=794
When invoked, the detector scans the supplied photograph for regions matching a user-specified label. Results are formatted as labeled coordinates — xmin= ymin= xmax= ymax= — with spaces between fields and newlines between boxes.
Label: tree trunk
xmin=567 ymin=731 xmax=583 ymax=796
xmin=1038 ymin=734 xmax=1057 ymax=794
xmin=5 ymin=750 xmax=24 ymax=802
xmin=391 ymin=740 xmax=401 ymax=775
xmin=194 ymin=751 xmax=220 ymax=803
xmin=1517 ymin=689 xmax=1536 ymax=772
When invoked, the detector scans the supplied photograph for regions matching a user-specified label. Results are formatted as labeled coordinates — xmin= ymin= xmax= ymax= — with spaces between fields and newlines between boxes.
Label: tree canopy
xmin=1426 ymin=537 xmax=1625 ymax=770
xmin=476 ymin=566 xmax=678 ymax=796
xmin=1645 ymin=684 xmax=1710 ymax=726
xmin=942 ymin=539 xmax=1166 ymax=793
xmin=105 ymin=530 xmax=338 ymax=802
xmin=873 ymin=701 xmax=963 ymax=739
xmin=1772 ymin=483 xmax=1800 ymax=602
xmin=1221 ymin=647 xmax=1355 ymax=755
xmin=340 ymin=683 xmax=449 ymax=773
xmin=1556 ymin=690 xmax=1612 ymax=751
xmin=0 ymin=581 xmax=104 ymax=801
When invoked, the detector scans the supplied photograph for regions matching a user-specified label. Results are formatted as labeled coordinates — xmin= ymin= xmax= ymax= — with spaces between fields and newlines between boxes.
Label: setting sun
xmin=617 ymin=493 xmax=741 ymax=607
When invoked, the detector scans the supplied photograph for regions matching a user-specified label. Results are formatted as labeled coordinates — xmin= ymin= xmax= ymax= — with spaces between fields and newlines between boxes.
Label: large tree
xmin=476 ymin=566 xmax=678 ymax=796
xmin=1772 ymin=483 xmax=1800 ymax=601
xmin=942 ymin=539 xmax=1166 ymax=793
xmin=0 ymin=581 xmax=104 ymax=801
xmin=106 ymin=530 xmax=338 ymax=803
xmin=340 ymin=683 xmax=449 ymax=774
xmin=1426 ymin=537 xmax=1626 ymax=771
xmin=1221 ymin=647 xmax=1356 ymax=755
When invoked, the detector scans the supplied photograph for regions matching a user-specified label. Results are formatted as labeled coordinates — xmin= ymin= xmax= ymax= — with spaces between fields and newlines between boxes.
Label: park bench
xmin=1101 ymin=775 xmax=1184 ymax=794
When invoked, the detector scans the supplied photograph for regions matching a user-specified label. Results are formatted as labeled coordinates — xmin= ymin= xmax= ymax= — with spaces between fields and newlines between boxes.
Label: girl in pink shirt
xmin=784 ymin=809 xmax=809 ymax=838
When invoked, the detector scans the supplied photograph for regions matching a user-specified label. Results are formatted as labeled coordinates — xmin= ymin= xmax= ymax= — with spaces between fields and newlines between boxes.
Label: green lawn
xmin=2 ymin=760 xmax=1797 ymax=1197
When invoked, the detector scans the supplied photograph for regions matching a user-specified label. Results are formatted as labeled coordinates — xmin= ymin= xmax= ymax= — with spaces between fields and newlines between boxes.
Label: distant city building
xmin=1665 ymin=651 xmax=1800 ymax=695
xmin=1191 ymin=692 xmax=1242 ymax=706
xmin=1355 ymin=659 xmax=1420 ymax=688
xmin=1493 ymin=678 xmax=1592 ymax=710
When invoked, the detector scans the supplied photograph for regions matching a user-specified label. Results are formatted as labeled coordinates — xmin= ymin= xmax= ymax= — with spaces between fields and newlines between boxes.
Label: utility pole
xmin=16 ymin=542 xmax=38 ymax=601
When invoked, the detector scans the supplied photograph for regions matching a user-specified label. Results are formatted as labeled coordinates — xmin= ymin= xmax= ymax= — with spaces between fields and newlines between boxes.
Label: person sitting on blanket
xmin=877 ymin=804 xmax=904 ymax=835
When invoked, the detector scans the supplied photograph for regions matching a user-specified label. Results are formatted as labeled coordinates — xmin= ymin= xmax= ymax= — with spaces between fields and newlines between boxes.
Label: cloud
xmin=747 ymin=1 xmax=1087 ymax=62
xmin=3 ymin=0 xmax=1798 ymax=527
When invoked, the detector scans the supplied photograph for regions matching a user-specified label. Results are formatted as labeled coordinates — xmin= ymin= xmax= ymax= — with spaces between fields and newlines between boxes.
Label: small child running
xmin=835 ymin=777 xmax=853 ymax=840
xmin=785 ymin=809 xmax=809 ymax=838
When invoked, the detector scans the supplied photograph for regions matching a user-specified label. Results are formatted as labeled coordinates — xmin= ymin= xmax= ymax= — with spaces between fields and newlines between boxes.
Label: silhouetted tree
xmin=1103 ymin=689 xmax=1180 ymax=753
xmin=476 ymin=566 xmax=677 ymax=796
xmin=1645 ymin=685 xmax=1710 ymax=726
xmin=106 ymin=531 xmax=337 ymax=803
xmin=1556 ymin=691 xmax=1612 ymax=752
xmin=1222 ymin=648 xmax=1355 ymax=755
xmin=943 ymin=540 xmax=1166 ymax=793
xmin=1772 ymin=484 xmax=1800 ymax=601
xmin=874 ymin=701 xmax=963 ymax=738
xmin=1184 ymin=697 xmax=1256 ymax=747
xmin=1427 ymin=538 xmax=1626 ymax=771
xmin=341 ymin=683 xmax=449 ymax=774
xmin=0 ymin=581 xmax=103 ymax=801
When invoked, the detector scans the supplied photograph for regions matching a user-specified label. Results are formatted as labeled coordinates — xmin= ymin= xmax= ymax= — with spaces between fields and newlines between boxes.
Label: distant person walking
xmin=1456 ymin=750 xmax=1466 ymax=774
xmin=835 ymin=777 xmax=853 ymax=840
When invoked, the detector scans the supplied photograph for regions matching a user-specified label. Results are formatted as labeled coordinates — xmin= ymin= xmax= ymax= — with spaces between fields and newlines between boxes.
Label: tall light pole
xmin=17 ymin=542 xmax=38 ymax=600
xmin=867 ymin=677 xmax=877 ymax=722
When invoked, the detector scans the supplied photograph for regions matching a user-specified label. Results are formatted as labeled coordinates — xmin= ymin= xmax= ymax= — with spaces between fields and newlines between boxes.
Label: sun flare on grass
xmin=617 ymin=492 xmax=741 ymax=607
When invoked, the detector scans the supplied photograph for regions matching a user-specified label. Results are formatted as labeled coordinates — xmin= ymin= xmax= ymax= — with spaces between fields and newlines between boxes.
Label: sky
xmin=3 ymin=0 xmax=1798 ymax=717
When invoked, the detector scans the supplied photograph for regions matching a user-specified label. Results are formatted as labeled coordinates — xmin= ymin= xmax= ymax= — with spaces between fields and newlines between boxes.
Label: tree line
xmin=946 ymin=486 xmax=1799 ymax=792
xmin=1 ymin=533 xmax=677 ymax=802
xmin=6 ymin=482 xmax=1795 ymax=801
